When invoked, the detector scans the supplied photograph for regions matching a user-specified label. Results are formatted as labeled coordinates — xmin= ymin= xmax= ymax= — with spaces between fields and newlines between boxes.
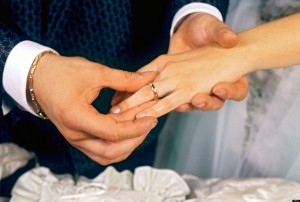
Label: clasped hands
xmin=33 ymin=13 xmax=248 ymax=165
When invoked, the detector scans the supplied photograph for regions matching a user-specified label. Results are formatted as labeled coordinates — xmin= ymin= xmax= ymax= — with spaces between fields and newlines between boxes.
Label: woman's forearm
xmin=238 ymin=13 xmax=300 ymax=72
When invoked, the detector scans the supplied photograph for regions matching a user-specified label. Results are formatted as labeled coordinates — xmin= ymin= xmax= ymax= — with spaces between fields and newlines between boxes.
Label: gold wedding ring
xmin=148 ymin=83 xmax=158 ymax=100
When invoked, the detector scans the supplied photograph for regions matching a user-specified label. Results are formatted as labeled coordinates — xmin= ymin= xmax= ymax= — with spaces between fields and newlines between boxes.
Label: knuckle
xmin=192 ymin=95 xmax=204 ymax=106
xmin=107 ymin=123 xmax=121 ymax=142
xmin=123 ymin=70 xmax=133 ymax=81
xmin=108 ymin=133 xmax=119 ymax=143
xmin=121 ymin=71 xmax=136 ymax=91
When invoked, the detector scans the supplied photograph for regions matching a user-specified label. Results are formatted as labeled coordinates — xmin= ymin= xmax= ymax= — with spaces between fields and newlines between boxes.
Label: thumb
xmin=102 ymin=68 xmax=156 ymax=92
xmin=208 ymin=18 xmax=239 ymax=48
xmin=211 ymin=22 xmax=239 ymax=48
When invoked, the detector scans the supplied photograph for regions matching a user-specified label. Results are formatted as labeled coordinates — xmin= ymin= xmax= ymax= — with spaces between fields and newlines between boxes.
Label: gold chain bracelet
xmin=27 ymin=50 xmax=58 ymax=119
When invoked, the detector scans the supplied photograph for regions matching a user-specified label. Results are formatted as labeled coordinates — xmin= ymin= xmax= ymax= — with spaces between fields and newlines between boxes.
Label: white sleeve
xmin=2 ymin=40 xmax=58 ymax=116
xmin=170 ymin=2 xmax=223 ymax=36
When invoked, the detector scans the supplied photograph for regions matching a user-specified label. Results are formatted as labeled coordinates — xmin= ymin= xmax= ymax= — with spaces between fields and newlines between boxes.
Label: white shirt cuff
xmin=170 ymin=2 xmax=223 ymax=36
xmin=2 ymin=40 xmax=57 ymax=116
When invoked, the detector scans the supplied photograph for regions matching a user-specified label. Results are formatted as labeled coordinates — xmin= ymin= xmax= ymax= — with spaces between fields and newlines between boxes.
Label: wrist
xmin=27 ymin=51 xmax=59 ymax=119
xmin=233 ymin=33 xmax=259 ymax=74
xmin=3 ymin=41 xmax=58 ymax=115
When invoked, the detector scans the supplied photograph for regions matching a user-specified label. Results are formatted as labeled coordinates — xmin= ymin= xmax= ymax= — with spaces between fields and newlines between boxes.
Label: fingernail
xmin=214 ymin=89 xmax=226 ymax=96
xmin=110 ymin=106 xmax=120 ymax=114
xmin=197 ymin=103 xmax=206 ymax=108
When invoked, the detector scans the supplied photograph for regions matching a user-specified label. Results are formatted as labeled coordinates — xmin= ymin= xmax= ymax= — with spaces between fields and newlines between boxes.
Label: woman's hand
xmin=169 ymin=12 xmax=248 ymax=111
xmin=111 ymin=12 xmax=248 ymax=112
xmin=111 ymin=43 xmax=251 ymax=118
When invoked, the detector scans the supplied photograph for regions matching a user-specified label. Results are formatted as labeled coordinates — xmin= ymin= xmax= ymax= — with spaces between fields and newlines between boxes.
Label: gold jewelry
xmin=27 ymin=50 xmax=58 ymax=119
xmin=148 ymin=83 xmax=158 ymax=100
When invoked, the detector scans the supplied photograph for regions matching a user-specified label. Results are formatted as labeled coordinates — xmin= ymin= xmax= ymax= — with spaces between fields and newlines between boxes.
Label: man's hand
xmin=169 ymin=12 xmax=238 ymax=53
xmin=169 ymin=12 xmax=248 ymax=111
xmin=33 ymin=54 xmax=157 ymax=165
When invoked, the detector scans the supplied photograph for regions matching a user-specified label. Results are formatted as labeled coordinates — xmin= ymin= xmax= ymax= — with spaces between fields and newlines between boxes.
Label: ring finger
xmin=110 ymin=79 xmax=176 ymax=113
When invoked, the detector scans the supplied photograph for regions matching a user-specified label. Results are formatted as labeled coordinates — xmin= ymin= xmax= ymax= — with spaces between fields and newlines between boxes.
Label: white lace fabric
xmin=10 ymin=166 xmax=191 ymax=202
xmin=8 ymin=166 xmax=300 ymax=202
xmin=2 ymin=143 xmax=300 ymax=201
xmin=184 ymin=175 xmax=300 ymax=201
xmin=0 ymin=143 xmax=33 ymax=180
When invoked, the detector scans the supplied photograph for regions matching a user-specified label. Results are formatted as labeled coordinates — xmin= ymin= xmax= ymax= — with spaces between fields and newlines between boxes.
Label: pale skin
xmin=113 ymin=13 xmax=300 ymax=118
xmin=32 ymin=12 xmax=247 ymax=165
xmin=169 ymin=13 xmax=247 ymax=111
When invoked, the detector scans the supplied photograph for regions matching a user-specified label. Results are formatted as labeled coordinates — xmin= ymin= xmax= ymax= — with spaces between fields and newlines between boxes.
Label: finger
xmin=136 ymin=91 xmax=185 ymax=118
xmin=210 ymin=20 xmax=239 ymax=48
xmin=191 ymin=93 xmax=225 ymax=111
xmin=191 ymin=93 xmax=225 ymax=110
xmin=212 ymin=76 xmax=249 ymax=101
xmin=111 ymin=80 xmax=175 ymax=113
xmin=111 ymin=85 xmax=153 ymax=113
xmin=111 ymin=91 xmax=132 ymax=107
xmin=136 ymin=54 xmax=170 ymax=73
xmin=63 ymin=102 xmax=157 ymax=142
xmin=176 ymin=98 xmax=225 ymax=112
xmin=74 ymin=133 xmax=147 ymax=165
xmin=68 ymin=106 xmax=157 ymax=142
xmin=101 ymin=68 xmax=156 ymax=92
xmin=109 ymin=101 xmax=157 ymax=122
xmin=175 ymin=104 xmax=194 ymax=112
xmin=98 ymin=152 xmax=131 ymax=166
xmin=81 ymin=136 xmax=146 ymax=164
xmin=60 ymin=127 xmax=97 ymax=143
